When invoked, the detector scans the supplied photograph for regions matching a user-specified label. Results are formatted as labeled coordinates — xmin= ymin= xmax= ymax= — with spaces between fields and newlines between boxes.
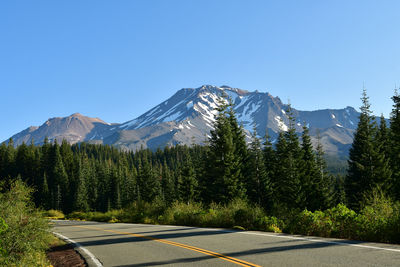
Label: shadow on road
xmin=112 ymin=241 xmax=340 ymax=266
xmin=75 ymin=229 xmax=232 ymax=247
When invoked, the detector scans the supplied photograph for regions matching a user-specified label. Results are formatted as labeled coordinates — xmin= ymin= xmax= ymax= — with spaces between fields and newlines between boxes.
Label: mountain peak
xmin=6 ymin=85 xmax=362 ymax=157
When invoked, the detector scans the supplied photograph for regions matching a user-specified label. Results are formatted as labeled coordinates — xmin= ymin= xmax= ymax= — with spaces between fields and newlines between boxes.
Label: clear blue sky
xmin=1 ymin=0 xmax=399 ymax=141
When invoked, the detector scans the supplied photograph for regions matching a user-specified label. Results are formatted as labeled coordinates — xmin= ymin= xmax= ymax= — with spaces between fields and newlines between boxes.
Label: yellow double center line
xmin=73 ymin=225 xmax=261 ymax=267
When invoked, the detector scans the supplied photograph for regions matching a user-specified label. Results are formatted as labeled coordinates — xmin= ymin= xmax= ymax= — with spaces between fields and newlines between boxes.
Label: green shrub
xmin=231 ymin=200 xmax=266 ymax=230
xmin=65 ymin=197 xmax=400 ymax=244
xmin=325 ymin=204 xmax=357 ymax=238
xmin=67 ymin=211 xmax=88 ymax=220
xmin=286 ymin=204 xmax=358 ymax=238
xmin=0 ymin=216 xmax=8 ymax=257
xmin=43 ymin=209 xmax=65 ymax=219
xmin=257 ymin=216 xmax=283 ymax=233
xmin=356 ymin=191 xmax=399 ymax=242
xmin=0 ymin=180 xmax=51 ymax=266
xmin=201 ymin=202 xmax=235 ymax=228
xmin=168 ymin=201 xmax=204 ymax=226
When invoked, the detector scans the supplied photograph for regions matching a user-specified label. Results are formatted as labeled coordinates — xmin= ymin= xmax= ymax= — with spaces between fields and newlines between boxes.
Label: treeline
xmin=0 ymin=89 xmax=399 ymax=217
xmin=1 ymin=99 xmax=337 ymax=216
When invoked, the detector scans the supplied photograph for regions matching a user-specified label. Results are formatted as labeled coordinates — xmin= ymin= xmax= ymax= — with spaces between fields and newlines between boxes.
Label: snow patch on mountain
xmin=275 ymin=116 xmax=289 ymax=132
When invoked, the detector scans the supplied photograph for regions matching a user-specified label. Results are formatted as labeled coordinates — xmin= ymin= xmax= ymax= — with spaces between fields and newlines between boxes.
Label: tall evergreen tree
xmin=374 ymin=115 xmax=392 ymax=194
xmin=110 ymin=165 xmax=122 ymax=210
xmin=49 ymin=142 xmax=69 ymax=211
xmin=0 ymin=139 xmax=16 ymax=186
xmin=300 ymin=125 xmax=319 ymax=210
xmin=204 ymin=96 xmax=245 ymax=203
xmin=161 ymin=160 xmax=175 ymax=204
xmin=314 ymin=131 xmax=334 ymax=209
xmin=178 ymin=156 xmax=198 ymax=204
xmin=390 ymin=89 xmax=400 ymax=200
xmin=263 ymin=131 xmax=276 ymax=210
xmin=246 ymin=127 xmax=272 ymax=208
xmin=138 ymin=157 xmax=161 ymax=203
xmin=74 ymin=157 xmax=90 ymax=212
xmin=377 ymin=115 xmax=390 ymax=158
xmin=228 ymin=102 xmax=248 ymax=188
xmin=41 ymin=172 xmax=50 ymax=209
xmin=120 ymin=158 xmax=137 ymax=207
xmin=346 ymin=88 xmax=390 ymax=210
xmin=274 ymin=106 xmax=304 ymax=210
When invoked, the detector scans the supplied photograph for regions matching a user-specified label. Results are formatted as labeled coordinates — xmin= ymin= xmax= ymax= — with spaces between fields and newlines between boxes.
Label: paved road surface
xmin=53 ymin=220 xmax=400 ymax=266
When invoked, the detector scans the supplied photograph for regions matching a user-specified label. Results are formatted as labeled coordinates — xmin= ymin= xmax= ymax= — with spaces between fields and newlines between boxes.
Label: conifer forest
xmin=1 ymin=89 xmax=400 ymax=243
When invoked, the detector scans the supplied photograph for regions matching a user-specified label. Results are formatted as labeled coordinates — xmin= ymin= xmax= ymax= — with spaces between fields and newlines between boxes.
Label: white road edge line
xmin=122 ymin=223 xmax=400 ymax=253
xmin=237 ymin=231 xmax=400 ymax=253
xmin=52 ymin=232 xmax=103 ymax=267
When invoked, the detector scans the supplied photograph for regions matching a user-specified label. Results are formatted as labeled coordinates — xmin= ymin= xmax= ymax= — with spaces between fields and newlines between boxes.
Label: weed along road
xmin=52 ymin=220 xmax=400 ymax=267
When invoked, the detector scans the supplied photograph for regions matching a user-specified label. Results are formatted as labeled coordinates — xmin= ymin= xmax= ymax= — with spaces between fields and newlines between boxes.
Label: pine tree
xmin=120 ymin=157 xmax=137 ymax=207
xmin=205 ymin=96 xmax=245 ymax=203
xmin=300 ymin=125 xmax=319 ymax=210
xmin=110 ymin=165 xmax=122 ymax=210
xmin=228 ymin=103 xmax=248 ymax=189
xmin=178 ymin=156 xmax=198 ymax=204
xmin=377 ymin=115 xmax=390 ymax=158
xmin=85 ymin=156 xmax=98 ymax=211
xmin=346 ymin=88 xmax=390 ymax=210
xmin=373 ymin=115 xmax=392 ymax=194
xmin=15 ymin=143 xmax=29 ymax=182
xmin=49 ymin=142 xmax=69 ymax=211
xmin=74 ymin=157 xmax=89 ymax=212
xmin=41 ymin=172 xmax=50 ymax=209
xmin=0 ymin=139 xmax=16 ymax=186
xmin=274 ymin=106 xmax=304 ymax=210
xmin=138 ymin=157 xmax=161 ymax=203
xmin=161 ymin=161 xmax=175 ymax=204
xmin=246 ymin=127 xmax=272 ymax=209
xmin=390 ymin=89 xmax=400 ymax=200
xmin=95 ymin=161 xmax=110 ymax=211
xmin=40 ymin=137 xmax=52 ymax=181
xmin=313 ymin=131 xmax=334 ymax=209
xmin=263 ymin=131 xmax=276 ymax=210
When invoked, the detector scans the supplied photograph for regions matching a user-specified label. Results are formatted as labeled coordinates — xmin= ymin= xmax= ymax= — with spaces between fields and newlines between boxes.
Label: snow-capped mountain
xmin=107 ymin=85 xmax=359 ymax=155
xmin=5 ymin=85 xmax=361 ymax=156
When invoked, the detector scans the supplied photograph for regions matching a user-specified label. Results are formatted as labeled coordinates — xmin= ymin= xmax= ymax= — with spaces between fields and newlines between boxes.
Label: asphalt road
xmin=52 ymin=220 xmax=400 ymax=267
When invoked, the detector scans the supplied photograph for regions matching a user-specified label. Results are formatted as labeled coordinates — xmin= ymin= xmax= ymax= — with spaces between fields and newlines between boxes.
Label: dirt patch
xmin=47 ymin=243 xmax=87 ymax=267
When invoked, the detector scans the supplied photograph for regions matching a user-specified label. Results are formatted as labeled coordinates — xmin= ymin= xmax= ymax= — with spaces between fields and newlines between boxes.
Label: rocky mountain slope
xmin=8 ymin=113 xmax=113 ymax=145
xmin=5 ymin=85 xmax=361 ymax=156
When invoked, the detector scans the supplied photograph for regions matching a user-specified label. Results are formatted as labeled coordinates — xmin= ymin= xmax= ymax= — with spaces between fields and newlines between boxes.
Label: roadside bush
xmin=200 ymin=202 xmax=235 ymax=228
xmin=43 ymin=209 xmax=65 ymax=219
xmin=164 ymin=201 xmax=204 ymax=226
xmin=325 ymin=203 xmax=358 ymax=239
xmin=0 ymin=216 xmax=8 ymax=257
xmin=199 ymin=199 xmax=266 ymax=229
xmin=64 ymin=197 xmax=400 ymax=244
xmin=285 ymin=204 xmax=358 ymax=239
xmin=124 ymin=200 xmax=163 ymax=223
xmin=67 ymin=211 xmax=88 ymax=220
xmin=356 ymin=192 xmax=400 ymax=242
xmin=0 ymin=180 xmax=51 ymax=266
xmin=257 ymin=216 xmax=283 ymax=233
